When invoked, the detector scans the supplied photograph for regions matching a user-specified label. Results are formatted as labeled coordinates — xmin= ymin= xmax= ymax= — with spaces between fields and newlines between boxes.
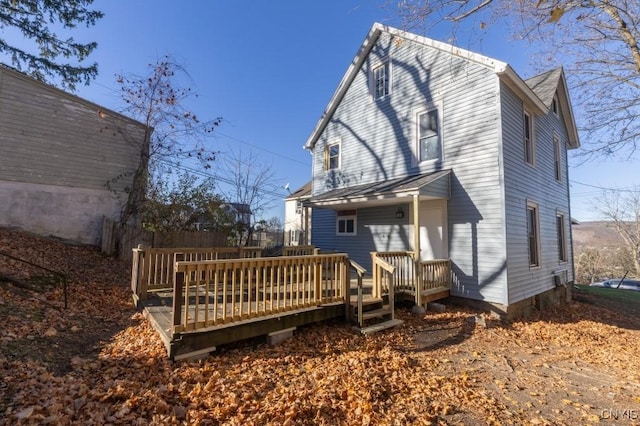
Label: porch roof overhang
xmin=307 ymin=170 xmax=451 ymax=209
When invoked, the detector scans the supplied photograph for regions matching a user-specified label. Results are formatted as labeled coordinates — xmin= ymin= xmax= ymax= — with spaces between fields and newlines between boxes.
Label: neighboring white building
xmin=283 ymin=181 xmax=311 ymax=246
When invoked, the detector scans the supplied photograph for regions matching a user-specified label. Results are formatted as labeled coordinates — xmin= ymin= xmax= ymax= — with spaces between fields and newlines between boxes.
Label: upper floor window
xmin=324 ymin=140 xmax=340 ymax=170
xmin=556 ymin=212 xmax=568 ymax=262
xmin=417 ymin=107 xmax=441 ymax=162
xmin=336 ymin=210 xmax=357 ymax=236
xmin=553 ymin=134 xmax=562 ymax=182
xmin=372 ymin=61 xmax=390 ymax=100
xmin=552 ymin=95 xmax=559 ymax=116
xmin=295 ymin=200 xmax=303 ymax=214
xmin=527 ymin=201 xmax=540 ymax=267
xmin=524 ymin=110 xmax=535 ymax=166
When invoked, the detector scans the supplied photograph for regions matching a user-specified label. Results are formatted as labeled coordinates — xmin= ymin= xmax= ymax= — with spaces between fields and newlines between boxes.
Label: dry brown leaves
xmin=2 ymin=228 xmax=640 ymax=425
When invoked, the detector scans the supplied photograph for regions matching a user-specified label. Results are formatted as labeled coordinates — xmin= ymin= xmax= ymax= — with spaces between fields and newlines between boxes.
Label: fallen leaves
xmin=2 ymin=228 xmax=640 ymax=425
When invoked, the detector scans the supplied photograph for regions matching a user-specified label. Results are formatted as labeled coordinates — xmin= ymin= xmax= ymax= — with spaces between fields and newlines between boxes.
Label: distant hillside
xmin=572 ymin=221 xmax=625 ymax=249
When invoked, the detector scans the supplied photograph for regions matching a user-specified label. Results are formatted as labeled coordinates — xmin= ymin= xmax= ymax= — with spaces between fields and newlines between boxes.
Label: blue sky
xmin=39 ymin=1 xmax=640 ymax=221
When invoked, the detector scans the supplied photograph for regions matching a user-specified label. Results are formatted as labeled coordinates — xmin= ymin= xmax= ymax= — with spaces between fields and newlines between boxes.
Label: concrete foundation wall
xmin=0 ymin=180 xmax=124 ymax=245
xmin=449 ymin=283 xmax=573 ymax=321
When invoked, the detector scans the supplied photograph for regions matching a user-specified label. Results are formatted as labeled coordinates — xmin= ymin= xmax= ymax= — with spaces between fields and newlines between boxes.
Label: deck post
xmin=172 ymin=270 xmax=185 ymax=330
xmin=413 ymin=194 xmax=422 ymax=306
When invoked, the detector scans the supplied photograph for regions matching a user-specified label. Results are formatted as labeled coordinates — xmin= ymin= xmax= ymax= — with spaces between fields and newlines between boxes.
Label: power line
xmin=570 ymin=180 xmax=639 ymax=192
xmin=216 ymin=131 xmax=309 ymax=166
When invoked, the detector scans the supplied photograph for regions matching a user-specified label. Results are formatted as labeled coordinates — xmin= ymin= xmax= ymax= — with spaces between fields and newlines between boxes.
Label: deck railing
xmin=282 ymin=245 xmax=319 ymax=256
xmin=172 ymin=253 xmax=350 ymax=332
xmin=131 ymin=246 xmax=263 ymax=301
xmin=370 ymin=252 xmax=451 ymax=304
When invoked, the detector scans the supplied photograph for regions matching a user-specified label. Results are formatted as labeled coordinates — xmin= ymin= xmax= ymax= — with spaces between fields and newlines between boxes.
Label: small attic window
xmin=552 ymin=95 xmax=559 ymax=116
xmin=372 ymin=60 xmax=390 ymax=100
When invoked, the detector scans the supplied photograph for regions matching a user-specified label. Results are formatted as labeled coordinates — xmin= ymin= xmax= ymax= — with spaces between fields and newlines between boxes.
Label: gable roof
xmin=285 ymin=181 xmax=312 ymax=200
xmin=224 ymin=202 xmax=252 ymax=215
xmin=525 ymin=67 xmax=580 ymax=149
xmin=303 ymin=23 xmax=564 ymax=151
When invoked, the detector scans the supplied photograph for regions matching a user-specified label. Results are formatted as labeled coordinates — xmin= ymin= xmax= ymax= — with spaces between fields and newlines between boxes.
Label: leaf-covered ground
xmin=1 ymin=228 xmax=639 ymax=425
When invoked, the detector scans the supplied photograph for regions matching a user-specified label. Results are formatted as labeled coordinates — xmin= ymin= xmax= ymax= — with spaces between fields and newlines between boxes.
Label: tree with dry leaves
xmin=394 ymin=0 xmax=640 ymax=159
xmin=115 ymin=57 xmax=222 ymax=225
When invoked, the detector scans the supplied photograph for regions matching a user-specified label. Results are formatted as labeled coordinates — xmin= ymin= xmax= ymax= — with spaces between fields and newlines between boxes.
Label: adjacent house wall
xmin=0 ymin=67 xmax=146 ymax=245
xmin=310 ymin=32 xmax=509 ymax=304
xmin=500 ymin=82 xmax=574 ymax=305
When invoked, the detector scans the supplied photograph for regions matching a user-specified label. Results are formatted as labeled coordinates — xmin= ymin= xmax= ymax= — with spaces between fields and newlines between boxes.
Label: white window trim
xmin=370 ymin=57 xmax=391 ymax=101
xmin=413 ymin=101 xmax=443 ymax=166
xmin=336 ymin=210 xmax=357 ymax=236
xmin=324 ymin=138 xmax=341 ymax=171
xmin=556 ymin=211 xmax=568 ymax=263
xmin=524 ymin=110 xmax=536 ymax=167
xmin=527 ymin=200 xmax=541 ymax=268
xmin=553 ymin=133 xmax=562 ymax=183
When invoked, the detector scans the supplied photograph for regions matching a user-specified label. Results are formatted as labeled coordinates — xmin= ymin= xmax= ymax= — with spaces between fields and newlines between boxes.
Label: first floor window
xmin=418 ymin=107 xmax=441 ymax=162
xmin=556 ymin=213 xmax=567 ymax=262
xmin=336 ymin=209 xmax=357 ymax=236
xmin=527 ymin=201 xmax=540 ymax=267
xmin=290 ymin=229 xmax=299 ymax=244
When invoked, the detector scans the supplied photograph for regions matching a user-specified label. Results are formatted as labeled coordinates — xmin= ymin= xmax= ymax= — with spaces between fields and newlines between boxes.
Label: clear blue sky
xmin=56 ymin=1 xmax=639 ymax=222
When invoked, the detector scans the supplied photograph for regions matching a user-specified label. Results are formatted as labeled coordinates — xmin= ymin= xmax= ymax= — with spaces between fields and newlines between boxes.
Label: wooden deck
xmin=131 ymin=248 xmax=452 ymax=360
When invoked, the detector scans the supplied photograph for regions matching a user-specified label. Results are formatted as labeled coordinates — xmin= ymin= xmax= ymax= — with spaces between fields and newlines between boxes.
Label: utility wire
xmin=571 ymin=180 xmax=639 ymax=192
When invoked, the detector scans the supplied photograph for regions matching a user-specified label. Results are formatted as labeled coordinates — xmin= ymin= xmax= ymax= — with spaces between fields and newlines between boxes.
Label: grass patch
xmin=576 ymin=284 xmax=640 ymax=306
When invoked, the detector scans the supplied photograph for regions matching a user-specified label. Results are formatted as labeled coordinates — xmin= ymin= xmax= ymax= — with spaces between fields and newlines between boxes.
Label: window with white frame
xmin=524 ymin=110 xmax=535 ymax=165
xmin=372 ymin=61 xmax=390 ymax=100
xmin=553 ymin=134 xmax=562 ymax=182
xmin=527 ymin=201 xmax=540 ymax=267
xmin=295 ymin=200 xmax=303 ymax=215
xmin=324 ymin=141 xmax=340 ymax=170
xmin=336 ymin=210 xmax=357 ymax=236
xmin=417 ymin=107 xmax=441 ymax=162
xmin=290 ymin=229 xmax=299 ymax=245
xmin=556 ymin=212 xmax=567 ymax=262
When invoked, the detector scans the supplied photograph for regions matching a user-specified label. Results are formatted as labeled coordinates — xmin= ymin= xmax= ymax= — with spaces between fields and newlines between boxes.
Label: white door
xmin=418 ymin=201 xmax=447 ymax=261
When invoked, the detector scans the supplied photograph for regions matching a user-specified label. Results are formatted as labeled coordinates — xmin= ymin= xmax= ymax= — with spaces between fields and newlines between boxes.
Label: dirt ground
xmin=1 ymin=228 xmax=640 ymax=425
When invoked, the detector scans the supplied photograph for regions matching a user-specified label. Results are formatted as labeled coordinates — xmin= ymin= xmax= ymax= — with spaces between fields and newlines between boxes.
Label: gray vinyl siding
xmin=0 ymin=67 xmax=145 ymax=193
xmin=311 ymin=204 xmax=412 ymax=270
xmin=501 ymin=82 xmax=574 ymax=305
xmin=310 ymin=33 xmax=509 ymax=304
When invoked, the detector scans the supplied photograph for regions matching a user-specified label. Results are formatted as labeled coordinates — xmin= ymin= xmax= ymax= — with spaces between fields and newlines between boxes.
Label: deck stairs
xmin=350 ymin=296 xmax=403 ymax=335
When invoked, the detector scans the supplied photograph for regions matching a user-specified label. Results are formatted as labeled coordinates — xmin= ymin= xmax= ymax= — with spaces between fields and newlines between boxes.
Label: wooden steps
xmin=359 ymin=319 xmax=404 ymax=335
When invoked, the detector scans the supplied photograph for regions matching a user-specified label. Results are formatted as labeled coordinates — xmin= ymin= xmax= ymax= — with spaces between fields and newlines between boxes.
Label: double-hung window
xmin=556 ymin=212 xmax=567 ymax=262
xmin=524 ymin=110 xmax=535 ymax=166
xmin=417 ymin=107 xmax=441 ymax=163
xmin=553 ymin=134 xmax=562 ymax=182
xmin=527 ymin=201 xmax=540 ymax=267
xmin=324 ymin=141 xmax=340 ymax=171
xmin=372 ymin=61 xmax=390 ymax=100
xmin=336 ymin=210 xmax=357 ymax=236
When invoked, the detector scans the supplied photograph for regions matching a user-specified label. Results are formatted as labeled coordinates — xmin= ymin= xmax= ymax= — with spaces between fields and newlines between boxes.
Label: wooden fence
xmin=172 ymin=254 xmax=350 ymax=332
xmin=102 ymin=217 xmax=229 ymax=262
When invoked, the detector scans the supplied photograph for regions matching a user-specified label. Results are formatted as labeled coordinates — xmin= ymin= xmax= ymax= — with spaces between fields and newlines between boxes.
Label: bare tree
xmin=593 ymin=187 xmax=640 ymax=277
xmin=115 ymin=56 xmax=222 ymax=225
xmin=218 ymin=149 xmax=281 ymax=245
xmin=393 ymin=0 xmax=640 ymax=158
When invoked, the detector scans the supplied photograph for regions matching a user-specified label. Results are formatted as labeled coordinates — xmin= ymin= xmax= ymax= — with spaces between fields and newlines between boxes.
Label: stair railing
xmin=372 ymin=255 xmax=396 ymax=322
xmin=349 ymin=259 xmax=367 ymax=328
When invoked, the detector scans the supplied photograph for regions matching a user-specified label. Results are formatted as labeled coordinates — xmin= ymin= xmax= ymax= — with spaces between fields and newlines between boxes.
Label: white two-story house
xmin=304 ymin=23 xmax=579 ymax=318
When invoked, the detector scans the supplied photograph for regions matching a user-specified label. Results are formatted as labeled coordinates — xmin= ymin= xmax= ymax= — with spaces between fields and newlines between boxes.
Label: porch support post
xmin=413 ymin=194 xmax=422 ymax=306
xmin=304 ymin=205 xmax=310 ymax=245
